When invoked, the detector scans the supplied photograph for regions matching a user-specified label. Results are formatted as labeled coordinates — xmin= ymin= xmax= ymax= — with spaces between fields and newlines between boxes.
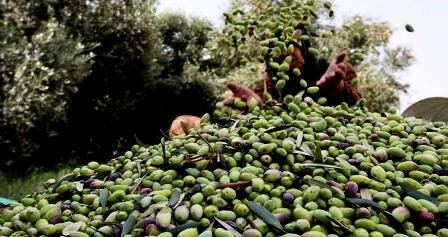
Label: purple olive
xmin=112 ymin=226 xmax=122 ymax=237
xmin=141 ymin=216 xmax=156 ymax=228
xmin=412 ymin=138 xmax=431 ymax=147
xmin=368 ymin=133 xmax=379 ymax=141
xmin=416 ymin=211 xmax=435 ymax=224
xmin=140 ymin=188 xmax=152 ymax=195
xmin=61 ymin=204 xmax=71 ymax=211
xmin=282 ymin=192 xmax=294 ymax=203
xmin=109 ymin=172 xmax=122 ymax=181
xmin=348 ymin=159 xmax=360 ymax=166
xmin=274 ymin=213 xmax=290 ymax=225
xmin=316 ymin=133 xmax=330 ymax=140
xmin=374 ymin=149 xmax=388 ymax=162
xmin=344 ymin=182 xmax=359 ymax=196
xmin=327 ymin=180 xmax=343 ymax=190
xmin=50 ymin=216 xmax=62 ymax=224
xmin=225 ymin=220 xmax=237 ymax=227
xmin=356 ymin=207 xmax=371 ymax=219
xmin=336 ymin=142 xmax=351 ymax=149
xmin=84 ymin=179 xmax=94 ymax=185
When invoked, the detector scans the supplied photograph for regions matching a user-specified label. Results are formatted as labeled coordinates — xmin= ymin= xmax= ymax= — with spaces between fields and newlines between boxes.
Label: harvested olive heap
xmin=2 ymin=1 xmax=448 ymax=237
xmin=1 ymin=97 xmax=448 ymax=237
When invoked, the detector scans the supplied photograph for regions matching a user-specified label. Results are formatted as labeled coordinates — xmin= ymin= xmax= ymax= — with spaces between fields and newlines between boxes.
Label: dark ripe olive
xmin=140 ymin=188 xmax=152 ymax=194
xmin=327 ymin=180 xmax=343 ymax=190
xmin=282 ymin=192 xmax=294 ymax=203
xmin=344 ymin=182 xmax=359 ymax=196
xmin=109 ymin=172 xmax=122 ymax=181
xmin=416 ymin=211 xmax=435 ymax=224
xmin=336 ymin=142 xmax=351 ymax=149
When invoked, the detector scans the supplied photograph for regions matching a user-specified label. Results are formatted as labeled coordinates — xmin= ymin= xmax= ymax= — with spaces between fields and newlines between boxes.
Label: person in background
xmin=169 ymin=41 xmax=362 ymax=138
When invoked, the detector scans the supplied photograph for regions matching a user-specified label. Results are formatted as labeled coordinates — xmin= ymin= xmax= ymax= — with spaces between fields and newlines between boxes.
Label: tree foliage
xmin=1 ymin=1 xmax=94 ymax=164
xmin=0 ymin=0 xmax=217 ymax=169
xmin=156 ymin=12 xmax=215 ymax=76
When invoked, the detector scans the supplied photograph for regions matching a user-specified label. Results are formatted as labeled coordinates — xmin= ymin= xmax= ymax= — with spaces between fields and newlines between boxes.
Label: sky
xmin=157 ymin=0 xmax=448 ymax=112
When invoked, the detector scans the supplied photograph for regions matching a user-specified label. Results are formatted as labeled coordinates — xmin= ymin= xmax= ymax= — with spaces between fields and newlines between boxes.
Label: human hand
xmin=169 ymin=115 xmax=201 ymax=139
xmin=223 ymin=83 xmax=263 ymax=108
xmin=315 ymin=52 xmax=358 ymax=99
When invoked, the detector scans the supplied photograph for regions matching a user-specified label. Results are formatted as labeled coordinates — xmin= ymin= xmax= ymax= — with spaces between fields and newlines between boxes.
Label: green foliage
xmin=0 ymin=1 xmax=218 ymax=168
xmin=156 ymin=12 xmax=214 ymax=76
xmin=61 ymin=0 xmax=165 ymax=164
xmin=2 ymin=21 xmax=92 ymax=129
xmin=1 ymin=1 xmax=94 ymax=164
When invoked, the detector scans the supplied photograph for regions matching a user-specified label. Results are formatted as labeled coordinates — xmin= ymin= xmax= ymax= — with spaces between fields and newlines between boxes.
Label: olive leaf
xmin=300 ymin=163 xmax=342 ymax=169
xmin=306 ymin=179 xmax=330 ymax=189
xmin=328 ymin=216 xmax=352 ymax=233
xmin=131 ymin=174 xmax=147 ymax=194
xmin=346 ymin=198 xmax=382 ymax=210
xmin=215 ymin=217 xmax=242 ymax=237
xmin=296 ymin=131 xmax=303 ymax=148
xmin=137 ymin=162 xmax=142 ymax=177
xmin=161 ymin=137 xmax=166 ymax=159
xmin=99 ymin=189 xmax=109 ymax=210
xmin=293 ymin=150 xmax=311 ymax=156
xmin=247 ymin=201 xmax=283 ymax=231
xmin=142 ymin=151 xmax=160 ymax=163
xmin=75 ymin=182 xmax=84 ymax=192
xmin=402 ymin=97 xmax=448 ymax=122
xmin=173 ymin=193 xmax=186 ymax=209
xmin=335 ymin=110 xmax=355 ymax=119
xmin=62 ymin=222 xmax=82 ymax=236
xmin=168 ymin=188 xmax=182 ymax=207
xmin=360 ymin=188 xmax=372 ymax=200
xmin=171 ymin=147 xmax=187 ymax=155
xmin=299 ymin=143 xmax=313 ymax=157
xmin=230 ymin=119 xmax=239 ymax=132
xmin=180 ymin=121 xmax=189 ymax=135
xmin=399 ymin=182 xmax=439 ymax=205
xmin=362 ymin=141 xmax=375 ymax=156
xmin=435 ymin=168 xmax=448 ymax=176
xmin=53 ymin=173 xmax=76 ymax=189
xmin=122 ymin=215 xmax=137 ymax=237
xmin=168 ymin=221 xmax=200 ymax=235
xmin=265 ymin=125 xmax=292 ymax=133
xmin=309 ymin=9 xmax=318 ymax=18
xmin=141 ymin=202 xmax=168 ymax=218
xmin=312 ymin=145 xmax=323 ymax=163
xmin=368 ymin=155 xmax=379 ymax=166
xmin=133 ymin=134 xmax=144 ymax=146
xmin=381 ymin=211 xmax=405 ymax=232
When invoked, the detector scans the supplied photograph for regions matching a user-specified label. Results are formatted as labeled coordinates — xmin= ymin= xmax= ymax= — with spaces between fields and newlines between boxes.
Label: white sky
xmin=157 ymin=0 xmax=448 ymax=112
